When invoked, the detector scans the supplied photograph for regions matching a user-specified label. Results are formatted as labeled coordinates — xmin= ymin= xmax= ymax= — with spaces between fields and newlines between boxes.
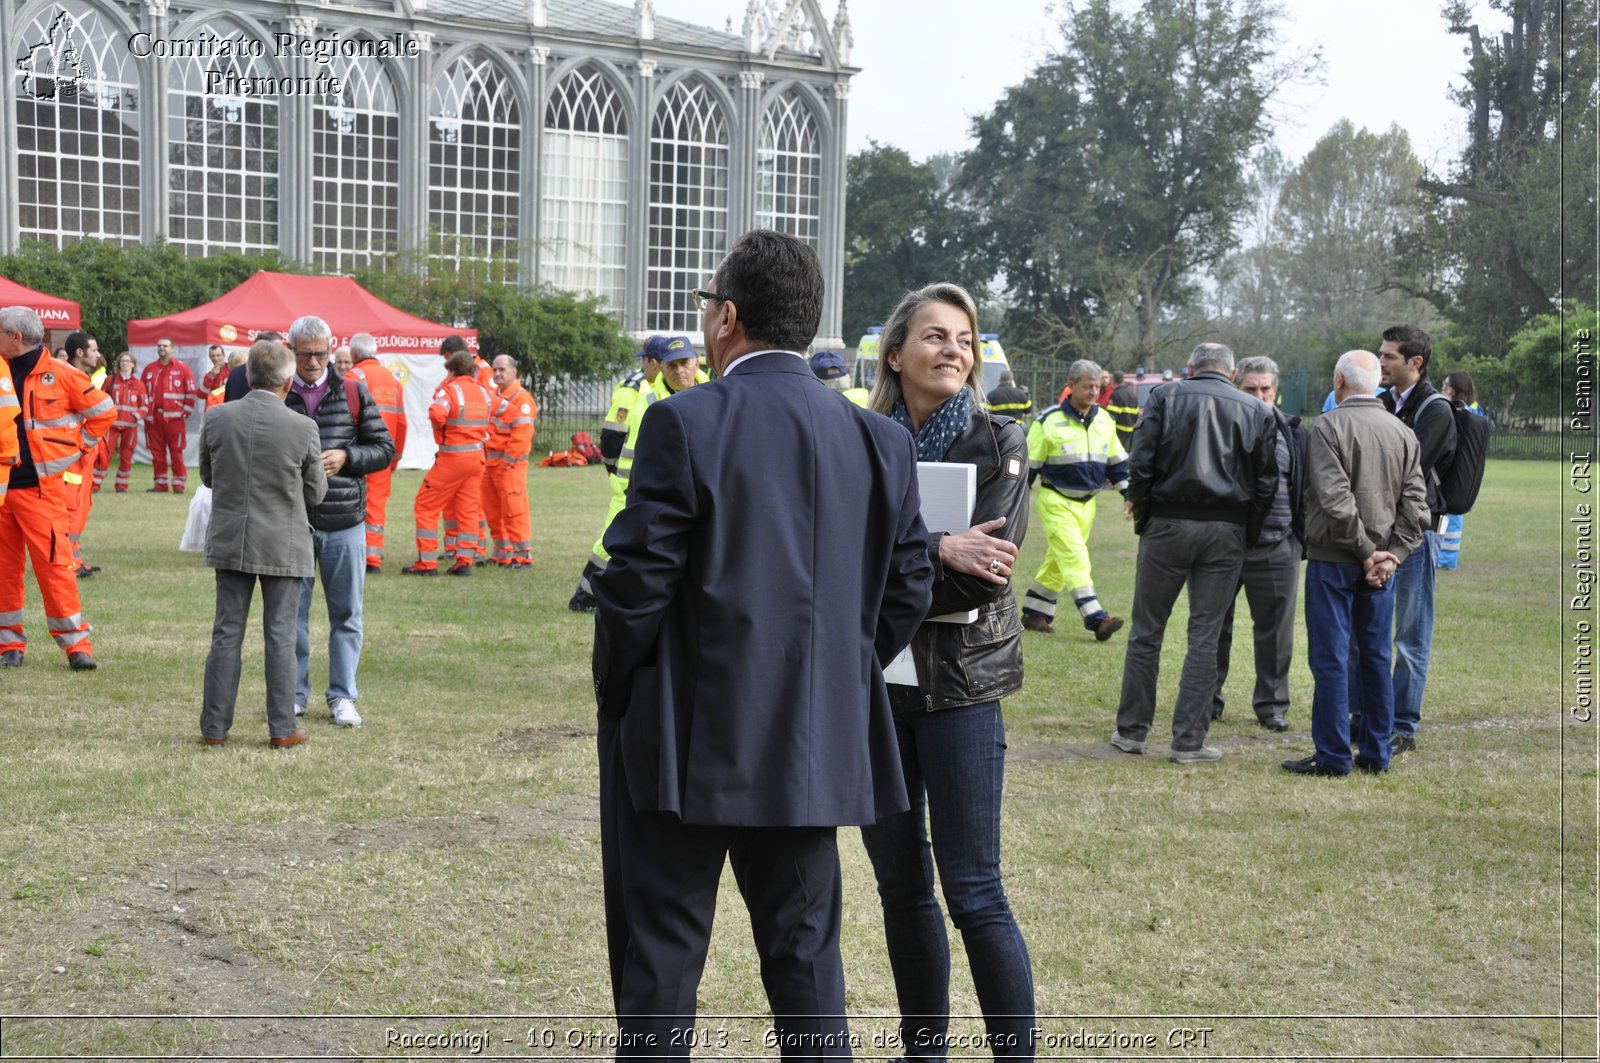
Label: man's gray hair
xmin=288 ymin=315 xmax=332 ymax=349
xmin=349 ymin=332 xmax=378 ymax=361
xmin=1188 ymin=343 xmax=1234 ymax=373
xmin=1066 ymin=359 xmax=1102 ymax=384
xmin=998 ymin=370 xmax=1016 ymax=385
xmin=227 ymin=348 xmax=249 ymax=367
xmin=1236 ymin=355 xmax=1279 ymax=385
xmin=0 ymin=306 xmax=44 ymax=347
xmin=246 ymin=339 xmax=295 ymax=390
xmin=1334 ymin=350 xmax=1381 ymax=396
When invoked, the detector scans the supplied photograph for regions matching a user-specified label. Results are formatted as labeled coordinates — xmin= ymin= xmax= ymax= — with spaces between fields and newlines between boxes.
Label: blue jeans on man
xmin=295 ymin=523 xmax=366 ymax=708
xmin=857 ymin=695 xmax=1035 ymax=1060
xmin=1348 ymin=529 xmax=1437 ymax=740
xmin=1306 ymin=560 xmax=1396 ymax=773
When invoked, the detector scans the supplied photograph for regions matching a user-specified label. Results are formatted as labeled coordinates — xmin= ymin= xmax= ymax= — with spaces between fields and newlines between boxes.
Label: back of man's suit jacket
xmin=592 ymin=351 xmax=933 ymax=828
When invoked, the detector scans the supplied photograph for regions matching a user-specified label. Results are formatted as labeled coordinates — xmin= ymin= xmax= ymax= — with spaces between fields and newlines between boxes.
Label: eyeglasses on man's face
xmin=295 ymin=349 xmax=330 ymax=362
xmin=690 ymin=289 xmax=727 ymax=312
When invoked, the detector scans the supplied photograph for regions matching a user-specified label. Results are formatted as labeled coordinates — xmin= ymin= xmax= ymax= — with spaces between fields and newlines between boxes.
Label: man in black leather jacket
xmin=1112 ymin=343 xmax=1277 ymax=764
xmin=284 ymin=315 xmax=394 ymax=730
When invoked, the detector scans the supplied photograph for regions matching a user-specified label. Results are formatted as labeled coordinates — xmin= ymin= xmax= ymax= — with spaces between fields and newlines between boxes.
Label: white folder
xmin=884 ymin=461 xmax=978 ymax=686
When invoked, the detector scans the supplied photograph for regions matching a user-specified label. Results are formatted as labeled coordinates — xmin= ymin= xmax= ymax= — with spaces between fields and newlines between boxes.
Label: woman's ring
xmin=988 ymin=558 xmax=1004 ymax=575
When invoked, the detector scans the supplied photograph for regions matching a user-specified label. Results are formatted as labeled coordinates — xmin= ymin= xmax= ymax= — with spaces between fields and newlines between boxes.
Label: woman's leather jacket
xmin=903 ymin=408 xmax=1029 ymax=710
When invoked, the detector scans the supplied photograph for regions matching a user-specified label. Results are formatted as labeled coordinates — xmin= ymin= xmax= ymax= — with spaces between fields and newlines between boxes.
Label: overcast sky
xmin=653 ymin=0 xmax=1496 ymax=172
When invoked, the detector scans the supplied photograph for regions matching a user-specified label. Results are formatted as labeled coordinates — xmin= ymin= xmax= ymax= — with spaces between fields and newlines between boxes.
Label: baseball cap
xmin=810 ymin=351 xmax=849 ymax=381
xmin=643 ymin=335 xmax=696 ymax=363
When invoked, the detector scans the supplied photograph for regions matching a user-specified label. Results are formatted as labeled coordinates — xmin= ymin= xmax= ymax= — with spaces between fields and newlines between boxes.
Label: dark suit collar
xmin=722 ymin=350 xmax=810 ymax=377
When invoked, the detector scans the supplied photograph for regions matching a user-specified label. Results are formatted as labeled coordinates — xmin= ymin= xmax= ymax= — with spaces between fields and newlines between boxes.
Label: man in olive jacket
xmin=285 ymin=315 xmax=394 ymax=729
xmin=199 ymin=340 xmax=326 ymax=748
xmin=1285 ymin=349 xmax=1426 ymax=777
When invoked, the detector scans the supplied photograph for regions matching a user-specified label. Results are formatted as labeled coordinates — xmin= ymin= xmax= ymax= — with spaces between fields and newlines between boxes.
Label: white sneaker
xmin=330 ymin=698 xmax=362 ymax=728
xmin=1169 ymin=745 xmax=1222 ymax=764
xmin=294 ymin=703 xmax=306 ymax=717
xmin=1109 ymin=731 xmax=1145 ymax=755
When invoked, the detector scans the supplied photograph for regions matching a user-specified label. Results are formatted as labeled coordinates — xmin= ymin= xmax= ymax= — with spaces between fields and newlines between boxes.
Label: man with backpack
xmin=1352 ymin=326 xmax=1459 ymax=757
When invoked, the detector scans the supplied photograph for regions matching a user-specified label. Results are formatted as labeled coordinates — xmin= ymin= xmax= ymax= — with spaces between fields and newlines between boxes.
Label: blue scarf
xmin=893 ymin=386 xmax=974 ymax=463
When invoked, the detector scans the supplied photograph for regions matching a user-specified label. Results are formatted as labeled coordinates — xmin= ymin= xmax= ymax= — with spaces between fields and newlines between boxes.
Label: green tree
xmin=355 ymin=253 xmax=633 ymax=408
xmin=959 ymin=0 xmax=1305 ymax=365
xmin=1399 ymin=0 xmax=1596 ymax=356
xmin=0 ymin=239 xmax=297 ymax=353
xmin=842 ymin=143 xmax=979 ymax=342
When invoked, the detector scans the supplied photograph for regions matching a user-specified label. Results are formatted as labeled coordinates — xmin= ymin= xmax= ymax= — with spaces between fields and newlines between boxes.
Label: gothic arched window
xmin=166 ymin=26 xmax=280 ymax=254
xmin=755 ymin=90 xmax=821 ymax=248
xmin=13 ymin=2 xmax=141 ymax=246
xmin=646 ymin=78 xmax=728 ymax=333
xmin=541 ymin=64 xmax=628 ymax=311
xmin=313 ymin=48 xmax=401 ymax=273
xmin=429 ymin=55 xmax=522 ymax=266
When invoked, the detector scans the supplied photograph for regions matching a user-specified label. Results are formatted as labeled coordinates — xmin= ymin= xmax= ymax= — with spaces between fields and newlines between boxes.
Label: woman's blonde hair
xmin=868 ymin=282 xmax=984 ymax=416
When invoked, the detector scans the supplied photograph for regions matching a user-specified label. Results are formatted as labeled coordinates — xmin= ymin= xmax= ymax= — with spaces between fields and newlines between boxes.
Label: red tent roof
xmin=0 ymin=275 xmax=81 ymax=330
xmin=126 ymin=271 xmax=476 ymax=354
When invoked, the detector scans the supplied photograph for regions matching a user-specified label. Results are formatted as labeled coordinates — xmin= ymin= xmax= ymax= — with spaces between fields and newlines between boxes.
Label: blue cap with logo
xmin=810 ymin=350 xmax=848 ymax=381
xmin=643 ymin=335 xmax=696 ymax=363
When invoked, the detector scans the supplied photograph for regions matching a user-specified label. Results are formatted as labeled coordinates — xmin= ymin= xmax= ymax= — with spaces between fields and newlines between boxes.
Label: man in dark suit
xmin=591 ymin=230 xmax=933 ymax=1057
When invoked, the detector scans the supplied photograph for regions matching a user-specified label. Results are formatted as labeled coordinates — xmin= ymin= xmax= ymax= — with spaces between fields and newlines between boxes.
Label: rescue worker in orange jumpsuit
xmin=100 ymin=353 xmax=149 ymax=492
xmin=141 ymin=337 xmax=198 ymax=492
xmin=346 ymin=332 xmax=407 ymax=575
xmin=57 ymin=333 xmax=103 ymax=577
xmin=0 ymin=306 xmax=114 ymax=670
xmin=446 ymin=335 xmax=497 ymax=550
xmin=481 ymin=354 xmax=537 ymax=568
xmin=403 ymin=347 xmax=489 ymax=576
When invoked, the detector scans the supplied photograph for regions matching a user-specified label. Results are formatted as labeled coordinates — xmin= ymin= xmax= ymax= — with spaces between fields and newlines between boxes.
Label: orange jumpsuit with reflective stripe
xmin=0 ymin=371 xmax=19 ymax=506
xmin=482 ymin=383 xmax=537 ymax=566
xmin=350 ymin=357 xmax=407 ymax=571
xmin=1 ymin=352 xmax=114 ymax=659
xmin=99 ymin=374 xmax=148 ymax=491
xmin=412 ymin=376 xmax=488 ymax=570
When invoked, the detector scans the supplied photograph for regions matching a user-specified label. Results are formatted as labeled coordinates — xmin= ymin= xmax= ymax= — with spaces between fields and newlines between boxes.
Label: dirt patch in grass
xmin=0 ymin=793 xmax=597 ymax=1057
xmin=492 ymin=724 xmax=590 ymax=755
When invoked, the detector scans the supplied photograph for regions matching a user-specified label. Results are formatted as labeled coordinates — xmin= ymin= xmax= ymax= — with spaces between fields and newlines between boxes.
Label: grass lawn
xmin=0 ymin=458 xmax=1592 ymax=1059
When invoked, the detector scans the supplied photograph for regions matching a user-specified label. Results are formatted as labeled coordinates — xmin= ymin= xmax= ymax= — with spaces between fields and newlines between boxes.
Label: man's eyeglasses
xmin=690 ymin=289 xmax=727 ymax=312
xmin=296 ymin=350 xmax=330 ymax=362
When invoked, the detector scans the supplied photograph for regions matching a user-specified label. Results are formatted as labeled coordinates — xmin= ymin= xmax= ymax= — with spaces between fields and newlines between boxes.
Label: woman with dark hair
xmin=862 ymin=282 xmax=1036 ymax=1060
xmin=1437 ymin=370 xmax=1482 ymax=570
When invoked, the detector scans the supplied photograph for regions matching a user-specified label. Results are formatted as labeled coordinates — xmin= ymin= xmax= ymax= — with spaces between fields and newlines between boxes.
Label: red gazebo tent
xmin=125 ymin=271 xmax=475 ymax=354
xmin=126 ymin=272 xmax=477 ymax=469
xmin=0 ymin=275 xmax=81 ymax=331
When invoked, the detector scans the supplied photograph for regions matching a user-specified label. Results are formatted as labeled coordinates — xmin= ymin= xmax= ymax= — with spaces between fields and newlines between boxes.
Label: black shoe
xmin=1353 ymin=755 xmax=1388 ymax=774
xmin=447 ymin=561 xmax=473 ymax=577
xmin=1211 ymin=703 xmax=1225 ymax=721
xmin=1390 ymin=733 xmax=1416 ymax=755
xmin=568 ymin=590 xmax=597 ymax=613
xmin=1259 ymin=713 xmax=1288 ymax=732
xmin=0 ymin=650 xmax=21 ymax=667
xmin=366 ymin=565 xmax=381 ymax=576
xmin=401 ymin=564 xmax=438 ymax=577
xmin=68 ymin=652 xmax=97 ymax=671
xmin=1282 ymin=755 xmax=1347 ymax=777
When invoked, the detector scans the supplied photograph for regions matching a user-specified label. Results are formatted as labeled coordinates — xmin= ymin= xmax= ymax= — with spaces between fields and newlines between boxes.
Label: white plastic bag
xmin=178 ymin=484 xmax=213 ymax=552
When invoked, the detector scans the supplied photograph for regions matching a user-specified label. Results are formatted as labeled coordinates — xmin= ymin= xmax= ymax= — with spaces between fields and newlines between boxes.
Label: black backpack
xmin=1420 ymin=393 xmax=1490 ymax=515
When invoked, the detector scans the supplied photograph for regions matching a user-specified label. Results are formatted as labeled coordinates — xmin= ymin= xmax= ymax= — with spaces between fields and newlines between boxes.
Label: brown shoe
xmin=1095 ymin=615 xmax=1125 ymax=642
xmin=269 ymin=727 xmax=309 ymax=749
xmin=1022 ymin=614 xmax=1054 ymax=634
xmin=200 ymin=733 xmax=228 ymax=747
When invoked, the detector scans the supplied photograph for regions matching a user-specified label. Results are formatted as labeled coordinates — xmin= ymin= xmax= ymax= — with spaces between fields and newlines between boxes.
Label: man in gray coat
xmin=1284 ymin=349 xmax=1426 ymax=776
xmin=199 ymin=340 xmax=327 ymax=749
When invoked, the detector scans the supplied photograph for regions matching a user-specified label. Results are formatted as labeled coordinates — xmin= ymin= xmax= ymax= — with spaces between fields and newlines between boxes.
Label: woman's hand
xmin=939 ymin=516 xmax=1017 ymax=585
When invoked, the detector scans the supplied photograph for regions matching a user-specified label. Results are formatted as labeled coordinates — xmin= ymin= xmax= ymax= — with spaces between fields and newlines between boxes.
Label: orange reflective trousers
xmin=0 ymin=478 xmax=93 ymax=658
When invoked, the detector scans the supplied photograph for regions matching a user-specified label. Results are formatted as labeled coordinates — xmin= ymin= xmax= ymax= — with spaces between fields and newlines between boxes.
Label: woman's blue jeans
xmin=858 ymin=694 xmax=1036 ymax=1060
